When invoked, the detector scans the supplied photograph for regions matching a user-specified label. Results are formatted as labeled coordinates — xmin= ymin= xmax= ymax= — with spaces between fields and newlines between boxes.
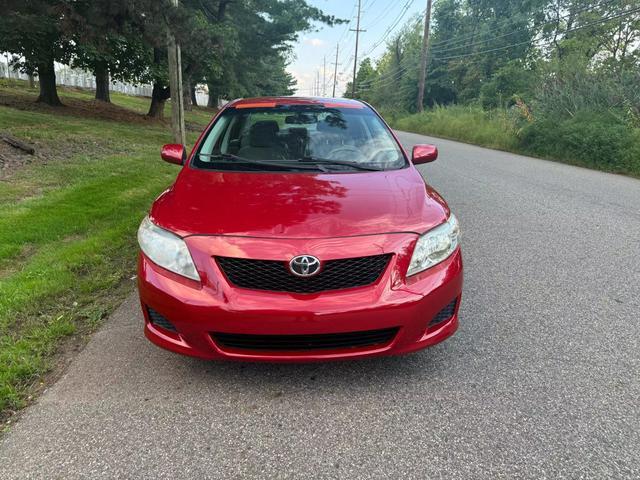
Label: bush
xmin=392 ymin=104 xmax=520 ymax=151
xmin=376 ymin=108 xmax=409 ymax=126
xmin=519 ymin=110 xmax=640 ymax=175
xmin=480 ymin=61 xmax=537 ymax=110
xmin=388 ymin=103 xmax=640 ymax=177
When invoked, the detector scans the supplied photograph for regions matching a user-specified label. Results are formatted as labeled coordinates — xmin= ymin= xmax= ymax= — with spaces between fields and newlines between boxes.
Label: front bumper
xmin=137 ymin=233 xmax=463 ymax=362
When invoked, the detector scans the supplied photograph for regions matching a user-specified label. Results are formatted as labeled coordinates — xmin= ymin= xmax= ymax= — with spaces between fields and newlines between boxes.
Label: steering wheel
xmin=370 ymin=148 xmax=400 ymax=165
xmin=326 ymin=145 xmax=364 ymax=161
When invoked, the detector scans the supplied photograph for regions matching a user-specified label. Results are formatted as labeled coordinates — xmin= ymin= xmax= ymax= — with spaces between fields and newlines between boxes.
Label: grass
xmin=389 ymin=104 xmax=640 ymax=177
xmin=0 ymin=80 xmax=214 ymax=418
xmin=66 ymin=85 xmax=215 ymax=126
xmin=392 ymin=105 xmax=520 ymax=152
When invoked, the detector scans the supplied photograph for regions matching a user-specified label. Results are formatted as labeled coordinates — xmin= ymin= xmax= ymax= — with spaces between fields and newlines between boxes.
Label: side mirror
xmin=412 ymin=144 xmax=438 ymax=164
xmin=161 ymin=144 xmax=186 ymax=165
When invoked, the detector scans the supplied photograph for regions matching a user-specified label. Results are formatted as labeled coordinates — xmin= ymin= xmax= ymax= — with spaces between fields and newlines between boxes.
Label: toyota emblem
xmin=289 ymin=255 xmax=321 ymax=277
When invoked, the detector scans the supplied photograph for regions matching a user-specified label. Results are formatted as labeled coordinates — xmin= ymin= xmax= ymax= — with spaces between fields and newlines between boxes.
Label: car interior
xmin=198 ymin=109 xmax=404 ymax=169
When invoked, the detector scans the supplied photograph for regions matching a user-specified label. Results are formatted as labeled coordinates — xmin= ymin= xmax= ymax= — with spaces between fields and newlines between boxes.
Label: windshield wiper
xmin=298 ymin=156 xmax=383 ymax=171
xmin=199 ymin=153 xmax=327 ymax=171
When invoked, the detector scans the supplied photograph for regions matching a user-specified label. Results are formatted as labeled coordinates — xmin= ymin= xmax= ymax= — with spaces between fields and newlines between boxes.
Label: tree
xmin=61 ymin=0 xmax=178 ymax=116
xmin=480 ymin=60 xmax=537 ymax=109
xmin=60 ymin=0 xmax=155 ymax=102
xmin=1 ymin=0 xmax=344 ymax=117
xmin=345 ymin=58 xmax=378 ymax=100
xmin=187 ymin=0 xmax=345 ymax=107
xmin=135 ymin=0 xmax=185 ymax=119
xmin=177 ymin=6 xmax=227 ymax=110
xmin=347 ymin=0 xmax=550 ymax=112
xmin=0 ymin=0 xmax=72 ymax=106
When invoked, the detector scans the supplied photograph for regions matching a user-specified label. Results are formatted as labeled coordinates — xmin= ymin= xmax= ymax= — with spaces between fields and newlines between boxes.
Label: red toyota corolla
xmin=137 ymin=97 xmax=462 ymax=362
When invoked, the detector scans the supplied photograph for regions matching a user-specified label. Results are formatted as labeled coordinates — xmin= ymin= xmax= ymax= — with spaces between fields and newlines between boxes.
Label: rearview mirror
xmin=285 ymin=114 xmax=317 ymax=124
xmin=161 ymin=144 xmax=186 ymax=165
xmin=412 ymin=144 xmax=438 ymax=164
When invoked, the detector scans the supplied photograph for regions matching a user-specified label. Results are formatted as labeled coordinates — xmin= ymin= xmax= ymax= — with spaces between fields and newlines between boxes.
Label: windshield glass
xmin=193 ymin=104 xmax=406 ymax=172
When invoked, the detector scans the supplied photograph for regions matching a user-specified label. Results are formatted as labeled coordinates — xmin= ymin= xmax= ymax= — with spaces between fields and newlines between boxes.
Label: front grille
xmin=212 ymin=327 xmax=399 ymax=352
xmin=146 ymin=307 xmax=178 ymax=333
xmin=216 ymin=254 xmax=391 ymax=294
xmin=429 ymin=299 xmax=458 ymax=327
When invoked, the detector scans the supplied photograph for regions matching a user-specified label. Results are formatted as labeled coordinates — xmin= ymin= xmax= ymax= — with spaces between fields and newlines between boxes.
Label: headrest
xmin=249 ymin=121 xmax=279 ymax=147
xmin=288 ymin=127 xmax=309 ymax=139
xmin=317 ymin=115 xmax=343 ymax=133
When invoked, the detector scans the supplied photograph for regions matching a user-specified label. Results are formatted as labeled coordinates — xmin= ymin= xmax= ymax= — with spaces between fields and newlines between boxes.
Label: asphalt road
xmin=1 ymin=132 xmax=639 ymax=479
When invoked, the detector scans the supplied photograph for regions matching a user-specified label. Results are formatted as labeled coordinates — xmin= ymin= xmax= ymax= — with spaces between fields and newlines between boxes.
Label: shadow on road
xmin=172 ymin=343 xmax=457 ymax=393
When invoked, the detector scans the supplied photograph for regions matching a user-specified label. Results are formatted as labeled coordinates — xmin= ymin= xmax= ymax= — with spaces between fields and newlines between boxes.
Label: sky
xmin=288 ymin=0 xmax=425 ymax=97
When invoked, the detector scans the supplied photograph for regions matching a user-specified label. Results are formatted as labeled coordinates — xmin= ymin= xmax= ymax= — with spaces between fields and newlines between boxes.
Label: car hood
xmin=151 ymin=167 xmax=450 ymax=238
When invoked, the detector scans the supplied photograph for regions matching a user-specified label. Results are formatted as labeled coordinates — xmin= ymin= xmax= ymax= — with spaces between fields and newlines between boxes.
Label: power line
xmin=429 ymin=0 xmax=624 ymax=56
xmin=350 ymin=0 xmax=366 ymax=97
xmin=335 ymin=0 xmax=639 ymax=99
xmin=338 ymin=0 xmax=417 ymax=92
xmin=361 ymin=0 xmax=417 ymax=58
xmin=365 ymin=0 xmax=634 ymax=71
xmin=338 ymin=0 xmax=414 ymax=80
xmin=363 ymin=0 xmax=407 ymax=31
xmin=417 ymin=0 xmax=433 ymax=112
xmin=352 ymin=2 xmax=640 ymax=94
xmin=432 ymin=5 xmax=640 ymax=62
xmin=323 ymin=55 xmax=327 ymax=96
xmin=332 ymin=44 xmax=340 ymax=97
xmin=336 ymin=3 xmax=358 ymax=46
xmin=357 ymin=65 xmax=410 ymax=91
xmin=428 ymin=0 xmax=622 ymax=51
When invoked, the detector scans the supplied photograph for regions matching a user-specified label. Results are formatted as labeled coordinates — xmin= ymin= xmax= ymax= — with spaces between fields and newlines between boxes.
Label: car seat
xmin=238 ymin=121 xmax=286 ymax=160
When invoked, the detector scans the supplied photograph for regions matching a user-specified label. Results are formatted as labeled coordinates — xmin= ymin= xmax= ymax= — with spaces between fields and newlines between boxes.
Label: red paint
xmin=412 ymin=144 xmax=439 ymax=164
xmin=151 ymin=169 xmax=449 ymax=238
xmin=139 ymin=97 xmax=463 ymax=362
xmin=230 ymin=97 xmax=364 ymax=109
xmin=160 ymin=144 xmax=185 ymax=165
xmin=234 ymin=102 xmax=278 ymax=109
xmin=322 ymin=102 xmax=365 ymax=109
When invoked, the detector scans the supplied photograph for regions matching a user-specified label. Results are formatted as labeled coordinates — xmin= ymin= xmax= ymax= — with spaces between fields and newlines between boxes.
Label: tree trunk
xmin=207 ymin=83 xmax=218 ymax=108
xmin=28 ymin=75 xmax=35 ymax=89
xmin=36 ymin=58 xmax=62 ymax=106
xmin=94 ymin=63 xmax=111 ymax=102
xmin=183 ymin=80 xmax=193 ymax=111
xmin=190 ymin=83 xmax=198 ymax=107
xmin=147 ymin=82 xmax=170 ymax=119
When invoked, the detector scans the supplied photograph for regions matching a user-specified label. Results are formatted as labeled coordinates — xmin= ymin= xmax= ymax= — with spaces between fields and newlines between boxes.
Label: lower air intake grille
xmin=429 ymin=299 xmax=458 ymax=327
xmin=212 ymin=327 xmax=399 ymax=352
xmin=216 ymin=254 xmax=391 ymax=294
xmin=147 ymin=307 xmax=178 ymax=333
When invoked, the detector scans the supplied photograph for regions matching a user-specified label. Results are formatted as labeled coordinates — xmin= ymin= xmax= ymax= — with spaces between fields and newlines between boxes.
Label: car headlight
xmin=407 ymin=213 xmax=460 ymax=276
xmin=137 ymin=216 xmax=200 ymax=281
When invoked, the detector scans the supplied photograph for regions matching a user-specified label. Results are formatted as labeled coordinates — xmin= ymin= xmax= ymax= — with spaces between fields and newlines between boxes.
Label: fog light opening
xmin=146 ymin=307 xmax=178 ymax=333
xmin=428 ymin=299 xmax=458 ymax=328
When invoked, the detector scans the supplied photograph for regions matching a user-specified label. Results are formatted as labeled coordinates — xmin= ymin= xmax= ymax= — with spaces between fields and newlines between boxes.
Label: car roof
xmin=227 ymin=97 xmax=367 ymax=109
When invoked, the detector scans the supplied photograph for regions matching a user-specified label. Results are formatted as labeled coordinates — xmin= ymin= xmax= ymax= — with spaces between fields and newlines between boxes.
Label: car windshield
xmin=193 ymin=104 xmax=406 ymax=172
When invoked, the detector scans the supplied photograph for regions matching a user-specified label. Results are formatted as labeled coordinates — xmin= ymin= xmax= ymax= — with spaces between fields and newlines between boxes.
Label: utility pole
xmin=350 ymin=0 xmax=366 ymax=98
xmin=4 ymin=53 xmax=11 ymax=81
xmin=332 ymin=44 xmax=340 ymax=97
xmin=316 ymin=70 xmax=320 ymax=97
xmin=417 ymin=0 xmax=433 ymax=113
xmin=322 ymin=56 xmax=327 ymax=97
xmin=167 ymin=0 xmax=186 ymax=145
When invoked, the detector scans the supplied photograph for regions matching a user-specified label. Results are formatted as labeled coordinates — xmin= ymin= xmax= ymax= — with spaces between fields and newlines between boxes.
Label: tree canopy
xmin=0 ymin=0 xmax=344 ymax=113
xmin=349 ymin=0 xmax=639 ymax=118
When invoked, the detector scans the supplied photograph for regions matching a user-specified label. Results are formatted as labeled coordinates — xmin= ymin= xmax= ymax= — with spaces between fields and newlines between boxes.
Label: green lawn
xmin=0 ymin=81 xmax=213 ymax=418
xmin=388 ymin=104 xmax=640 ymax=177
xmin=391 ymin=105 xmax=520 ymax=152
